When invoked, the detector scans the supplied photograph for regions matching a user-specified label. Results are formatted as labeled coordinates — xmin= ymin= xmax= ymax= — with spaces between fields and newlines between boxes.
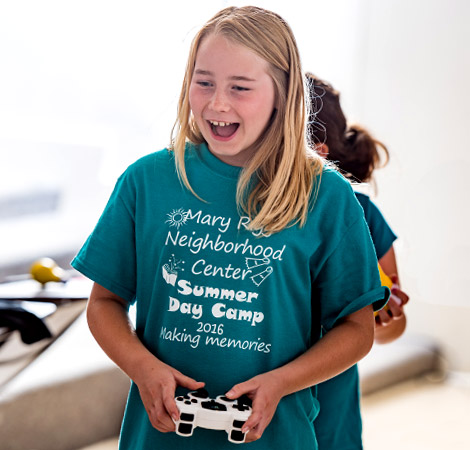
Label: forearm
xmin=271 ymin=305 xmax=374 ymax=396
xmin=374 ymin=314 xmax=406 ymax=344
xmin=86 ymin=283 xmax=159 ymax=382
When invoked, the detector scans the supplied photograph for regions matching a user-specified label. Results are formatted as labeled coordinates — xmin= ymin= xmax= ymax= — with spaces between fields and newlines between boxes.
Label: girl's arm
xmin=86 ymin=283 xmax=204 ymax=432
xmin=375 ymin=245 xmax=410 ymax=344
xmin=226 ymin=304 xmax=375 ymax=442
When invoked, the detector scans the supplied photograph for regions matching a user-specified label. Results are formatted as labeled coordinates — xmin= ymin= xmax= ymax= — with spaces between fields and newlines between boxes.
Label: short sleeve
xmin=355 ymin=193 xmax=397 ymax=260
xmin=314 ymin=217 xmax=389 ymax=332
xmin=71 ymin=170 xmax=137 ymax=303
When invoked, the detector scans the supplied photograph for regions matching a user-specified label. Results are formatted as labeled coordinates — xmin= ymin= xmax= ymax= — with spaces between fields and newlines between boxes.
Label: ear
xmin=314 ymin=143 xmax=329 ymax=158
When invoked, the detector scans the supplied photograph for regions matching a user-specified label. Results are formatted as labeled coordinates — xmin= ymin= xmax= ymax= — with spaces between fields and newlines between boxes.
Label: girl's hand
xmin=375 ymin=275 xmax=409 ymax=327
xmin=390 ymin=274 xmax=410 ymax=306
xmin=134 ymin=358 xmax=205 ymax=433
xmin=225 ymin=372 xmax=284 ymax=443
xmin=374 ymin=275 xmax=409 ymax=344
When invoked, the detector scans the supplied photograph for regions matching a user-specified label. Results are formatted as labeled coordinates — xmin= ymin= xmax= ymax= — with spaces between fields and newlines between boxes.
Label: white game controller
xmin=174 ymin=388 xmax=252 ymax=444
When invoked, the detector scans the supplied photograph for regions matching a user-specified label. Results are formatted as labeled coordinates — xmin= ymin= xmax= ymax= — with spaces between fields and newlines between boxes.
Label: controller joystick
xmin=174 ymin=390 xmax=252 ymax=444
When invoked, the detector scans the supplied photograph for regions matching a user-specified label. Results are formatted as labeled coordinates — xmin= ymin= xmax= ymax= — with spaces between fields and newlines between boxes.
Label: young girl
xmin=72 ymin=7 xmax=388 ymax=449
xmin=306 ymin=72 xmax=409 ymax=449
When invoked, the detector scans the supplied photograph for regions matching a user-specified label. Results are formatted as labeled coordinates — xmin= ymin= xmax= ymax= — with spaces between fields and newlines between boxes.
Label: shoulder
xmin=308 ymin=166 xmax=365 ymax=235
xmin=126 ymin=148 xmax=175 ymax=173
xmin=118 ymin=148 xmax=176 ymax=183
xmin=107 ymin=149 xmax=177 ymax=198
xmin=317 ymin=166 xmax=358 ymax=209
xmin=320 ymin=166 xmax=354 ymax=192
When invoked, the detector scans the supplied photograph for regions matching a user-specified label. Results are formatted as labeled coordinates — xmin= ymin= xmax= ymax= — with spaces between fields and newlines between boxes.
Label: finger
xmin=245 ymin=427 xmax=263 ymax=443
xmin=147 ymin=402 xmax=175 ymax=433
xmin=387 ymin=297 xmax=404 ymax=318
xmin=241 ymin=406 xmax=262 ymax=433
xmin=162 ymin=386 xmax=180 ymax=424
xmin=225 ymin=379 xmax=256 ymax=400
xmin=244 ymin=414 xmax=269 ymax=442
xmin=392 ymin=286 xmax=410 ymax=306
xmin=377 ymin=308 xmax=392 ymax=325
xmin=174 ymin=372 xmax=205 ymax=392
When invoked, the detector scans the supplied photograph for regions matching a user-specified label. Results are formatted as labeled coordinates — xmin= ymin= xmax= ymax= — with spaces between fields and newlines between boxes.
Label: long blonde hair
xmin=171 ymin=6 xmax=323 ymax=233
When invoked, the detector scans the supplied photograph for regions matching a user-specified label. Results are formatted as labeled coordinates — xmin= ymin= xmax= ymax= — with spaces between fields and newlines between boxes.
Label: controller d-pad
xmin=177 ymin=423 xmax=193 ymax=435
xmin=230 ymin=430 xmax=245 ymax=442
xmin=201 ymin=400 xmax=227 ymax=411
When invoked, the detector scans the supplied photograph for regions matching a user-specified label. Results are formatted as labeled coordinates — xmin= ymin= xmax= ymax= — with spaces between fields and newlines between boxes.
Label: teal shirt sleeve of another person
xmin=354 ymin=192 xmax=397 ymax=259
xmin=314 ymin=191 xmax=397 ymax=450
xmin=71 ymin=144 xmax=388 ymax=450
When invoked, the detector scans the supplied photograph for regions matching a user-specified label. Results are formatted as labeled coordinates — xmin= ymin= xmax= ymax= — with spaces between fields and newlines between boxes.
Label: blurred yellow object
xmin=378 ymin=264 xmax=393 ymax=289
xmin=375 ymin=264 xmax=393 ymax=316
xmin=30 ymin=257 xmax=67 ymax=285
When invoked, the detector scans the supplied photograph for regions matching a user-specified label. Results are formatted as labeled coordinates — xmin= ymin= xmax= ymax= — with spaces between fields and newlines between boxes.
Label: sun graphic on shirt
xmin=166 ymin=208 xmax=189 ymax=229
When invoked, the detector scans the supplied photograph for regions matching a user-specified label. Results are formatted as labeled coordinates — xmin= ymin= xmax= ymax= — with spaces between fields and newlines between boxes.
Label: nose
xmin=209 ymin=88 xmax=230 ymax=112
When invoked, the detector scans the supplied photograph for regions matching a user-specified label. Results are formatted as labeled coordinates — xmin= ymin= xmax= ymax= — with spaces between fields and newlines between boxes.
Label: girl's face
xmin=189 ymin=34 xmax=276 ymax=167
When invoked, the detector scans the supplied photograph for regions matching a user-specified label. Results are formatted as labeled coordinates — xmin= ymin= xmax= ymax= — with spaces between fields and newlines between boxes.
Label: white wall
xmin=354 ymin=0 xmax=470 ymax=370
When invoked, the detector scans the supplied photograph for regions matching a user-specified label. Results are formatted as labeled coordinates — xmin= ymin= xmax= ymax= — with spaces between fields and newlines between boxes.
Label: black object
xmin=230 ymin=429 xmax=245 ymax=442
xmin=201 ymin=400 xmax=227 ymax=411
xmin=238 ymin=394 xmax=252 ymax=409
xmin=0 ymin=301 xmax=52 ymax=344
xmin=192 ymin=388 xmax=209 ymax=399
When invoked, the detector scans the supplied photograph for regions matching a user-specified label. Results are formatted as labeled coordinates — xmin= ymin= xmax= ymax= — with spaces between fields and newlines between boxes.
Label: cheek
xmin=188 ymin=86 xmax=201 ymax=115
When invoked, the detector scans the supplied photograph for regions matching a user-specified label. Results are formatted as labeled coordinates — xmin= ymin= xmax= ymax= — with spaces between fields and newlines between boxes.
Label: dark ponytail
xmin=306 ymin=72 xmax=389 ymax=183
xmin=341 ymin=123 xmax=389 ymax=182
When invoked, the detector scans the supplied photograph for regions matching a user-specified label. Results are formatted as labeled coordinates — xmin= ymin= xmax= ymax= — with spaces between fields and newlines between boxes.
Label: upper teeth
xmin=210 ymin=120 xmax=233 ymax=127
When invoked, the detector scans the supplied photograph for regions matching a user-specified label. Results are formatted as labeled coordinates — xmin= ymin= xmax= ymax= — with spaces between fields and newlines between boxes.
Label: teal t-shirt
xmin=72 ymin=143 xmax=387 ymax=450
xmin=315 ymin=192 xmax=397 ymax=450
xmin=355 ymin=192 xmax=397 ymax=260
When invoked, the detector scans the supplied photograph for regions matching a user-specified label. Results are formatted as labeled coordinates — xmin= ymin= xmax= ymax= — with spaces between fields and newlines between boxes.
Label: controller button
xmin=191 ymin=399 xmax=198 ymax=403
xmin=178 ymin=423 xmax=193 ymax=435
xmin=219 ymin=396 xmax=234 ymax=402
xmin=184 ymin=400 xmax=192 ymax=405
xmin=238 ymin=395 xmax=252 ymax=407
xmin=180 ymin=413 xmax=195 ymax=422
xmin=233 ymin=420 xmax=245 ymax=428
xmin=192 ymin=388 xmax=209 ymax=398
xmin=230 ymin=430 xmax=245 ymax=442
xmin=235 ymin=404 xmax=249 ymax=411
xmin=201 ymin=400 xmax=227 ymax=411
xmin=176 ymin=396 xmax=184 ymax=401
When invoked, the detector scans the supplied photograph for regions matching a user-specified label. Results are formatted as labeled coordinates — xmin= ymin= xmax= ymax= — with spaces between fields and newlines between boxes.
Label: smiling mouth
xmin=208 ymin=120 xmax=239 ymax=138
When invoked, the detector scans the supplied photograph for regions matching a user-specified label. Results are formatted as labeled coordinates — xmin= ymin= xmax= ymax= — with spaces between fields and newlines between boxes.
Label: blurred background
xmin=0 ymin=0 xmax=469 ymax=448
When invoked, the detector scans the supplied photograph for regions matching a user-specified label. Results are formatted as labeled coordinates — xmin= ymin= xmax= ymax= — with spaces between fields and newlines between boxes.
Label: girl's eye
xmin=196 ymin=81 xmax=213 ymax=88
xmin=233 ymin=86 xmax=250 ymax=92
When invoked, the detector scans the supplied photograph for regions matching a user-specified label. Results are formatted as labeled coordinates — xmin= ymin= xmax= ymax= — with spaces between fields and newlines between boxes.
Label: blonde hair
xmin=171 ymin=6 xmax=323 ymax=233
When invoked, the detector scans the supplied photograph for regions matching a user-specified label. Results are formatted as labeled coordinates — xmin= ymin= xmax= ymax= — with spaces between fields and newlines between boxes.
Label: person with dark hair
xmin=306 ymin=72 xmax=410 ymax=449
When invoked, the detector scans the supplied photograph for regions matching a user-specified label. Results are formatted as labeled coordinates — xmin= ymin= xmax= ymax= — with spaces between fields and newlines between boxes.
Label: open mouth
xmin=208 ymin=120 xmax=239 ymax=138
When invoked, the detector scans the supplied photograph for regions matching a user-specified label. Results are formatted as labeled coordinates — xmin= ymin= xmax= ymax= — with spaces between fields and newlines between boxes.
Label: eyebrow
xmin=194 ymin=69 xmax=256 ymax=82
